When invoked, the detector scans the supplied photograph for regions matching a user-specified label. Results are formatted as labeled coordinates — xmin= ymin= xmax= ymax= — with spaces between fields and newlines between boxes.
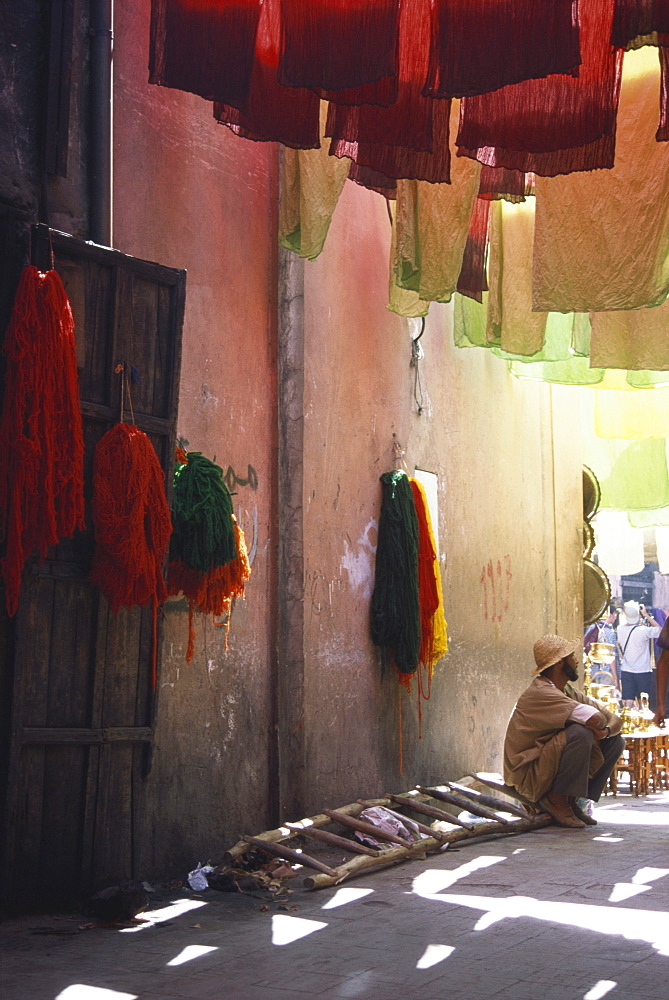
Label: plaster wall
xmin=301 ymin=180 xmax=584 ymax=808
xmin=112 ymin=0 xmax=280 ymax=874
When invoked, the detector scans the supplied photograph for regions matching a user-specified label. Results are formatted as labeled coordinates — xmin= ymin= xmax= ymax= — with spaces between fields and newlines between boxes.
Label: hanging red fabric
xmin=149 ymin=0 xmax=262 ymax=108
xmin=278 ymin=0 xmax=400 ymax=100
xmin=456 ymin=0 xmax=623 ymax=177
xmin=424 ymin=0 xmax=581 ymax=99
xmin=329 ymin=98 xmax=452 ymax=183
xmin=611 ymin=0 xmax=669 ymax=47
xmin=456 ymin=196 xmax=491 ymax=302
xmin=326 ymin=0 xmax=434 ymax=154
xmin=213 ymin=0 xmax=319 ymax=149
xmin=0 ymin=266 xmax=85 ymax=617
xmin=659 ymin=45 xmax=669 ymax=140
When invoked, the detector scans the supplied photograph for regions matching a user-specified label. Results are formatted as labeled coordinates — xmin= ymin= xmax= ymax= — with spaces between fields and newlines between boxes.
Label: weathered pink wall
xmin=301 ymin=180 xmax=583 ymax=809
xmin=113 ymin=0 xmax=279 ymax=874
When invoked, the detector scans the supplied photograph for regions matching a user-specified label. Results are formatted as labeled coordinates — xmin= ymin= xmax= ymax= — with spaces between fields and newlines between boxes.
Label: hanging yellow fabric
xmin=594 ymin=370 xmax=669 ymax=439
xmin=589 ymin=297 xmax=669 ymax=372
xmin=389 ymin=101 xmax=480 ymax=313
xmin=533 ymin=48 xmax=669 ymax=315
xmin=487 ymin=200 xmax=547 ymax=356
xmin=279 ymin=103 xmax=350 ymax=260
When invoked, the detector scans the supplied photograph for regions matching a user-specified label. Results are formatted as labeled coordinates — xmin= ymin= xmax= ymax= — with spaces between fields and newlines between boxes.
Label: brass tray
xmin=583 ymin=558 xmax=611 ymax=626
xmin=583 ymin=465 xmax=601 ymax=521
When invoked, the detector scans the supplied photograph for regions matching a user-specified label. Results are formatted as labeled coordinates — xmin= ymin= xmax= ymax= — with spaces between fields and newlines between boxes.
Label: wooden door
xmin=1 ymin=225 xmax=185 ymax=911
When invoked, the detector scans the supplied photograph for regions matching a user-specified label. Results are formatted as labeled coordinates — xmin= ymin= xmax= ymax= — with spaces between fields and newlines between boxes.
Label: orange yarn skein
xmin=90 ymin=422 xmax=172 ymax=612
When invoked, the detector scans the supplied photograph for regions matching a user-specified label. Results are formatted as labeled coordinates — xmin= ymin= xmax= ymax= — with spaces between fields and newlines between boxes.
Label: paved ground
xmin=2 ymin=790 xmax=669 ymax=1000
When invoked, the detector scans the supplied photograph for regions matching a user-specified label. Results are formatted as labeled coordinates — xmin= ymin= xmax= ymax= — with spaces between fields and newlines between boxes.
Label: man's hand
xmin=653 ymin=709 xmax=665 ymax=728
xmin=592 ymin=727 xmax=609 ymax=741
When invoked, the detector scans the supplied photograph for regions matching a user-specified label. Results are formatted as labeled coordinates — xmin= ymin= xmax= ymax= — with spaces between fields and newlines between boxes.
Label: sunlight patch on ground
xmin=633 ymin=867 xmax=669 ymax=885
xmin=271 ymin=914 xmax=328 ymax=946
xmin=595 ymin=805 xmax=669 ymax=827
xmin=412 ymin=856 xmax=506 ymax=897
xmin=416 ymin=944 xmax=455 ymax=969
xmin=119 ymin=899 xmax=206 ymax=933
xmin=435 ymin=892 xmax=669 ymax=955
xmin=55 ymin=988 xmax=137 ymax=1000
xmin=322 ymin=888 xmax=374 ymax=909
xmin=584 ymin=981 xmax=617 ymax=1000
xmin=592 ymin=835 xmax=624 ymax=843
xmin=608 ymin=883 xmax=651 ymax=903
xmin=167 ymin=945 xmax=218 ymax=966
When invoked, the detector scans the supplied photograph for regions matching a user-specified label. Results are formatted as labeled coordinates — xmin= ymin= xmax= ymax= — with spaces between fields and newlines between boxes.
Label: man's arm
xmin=655 ymin=648 xmax=669 ymax=726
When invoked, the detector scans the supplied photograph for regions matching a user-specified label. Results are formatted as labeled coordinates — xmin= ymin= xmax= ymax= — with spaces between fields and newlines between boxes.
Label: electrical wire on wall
xmin=410 ymin=317 xmax=425 ymax=415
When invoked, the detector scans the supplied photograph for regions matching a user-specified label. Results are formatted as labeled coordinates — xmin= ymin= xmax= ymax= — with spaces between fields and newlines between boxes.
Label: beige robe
xmin=503 ymin=676 xmax=618 ymax=803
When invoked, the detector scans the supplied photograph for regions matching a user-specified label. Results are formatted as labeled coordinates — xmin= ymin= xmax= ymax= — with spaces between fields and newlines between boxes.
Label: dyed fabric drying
xmin=590 ymin=296 xmax=669 ymax=370
xmin=659 ymin=46 xmax=669 ymax=139
xmin=584 ymin=436 xmax=669 ymax=511
xmin=478 ymin=167 xmax=534 ymax=203
xmin=278 ymin=0 xmax=399 ymax=100
xmin=424 ymin=0 xmax=581 ymax=99
xmin=487 ymin=201 xmax=547 ymax=356
xmin=149 ymin=0 xmax=262 ymax=107
xmin=533 ymin=49 xmax=669 ymax=312
xmin=592 ymin=511 xmax=645 ymax=577
xmin=456 ymin=0 xmax=623 ymax=177
xmin=611 ymin=0 xmax=669 ymax=47
xmin=370 ymin=470 xmax=421 ymax=676
xmin=594 ymin=380 xmax=669 ymax=439
xmin=0 ymin=266 xmax=85 ymax=617
xmin=278 ymin=106 xmax=350 ymax=260
xmin=213 ymin=0 xmax=319 ymax=149
xmin=630 ymin=506 xmax=669 ymax=527
xmin=456 ymin=197 xmax=490 ymax=302
xmin=326 ymin=0 xmax=452 ymax=183
xmin=329 ymin=99 xmax=452 ymax=184
xmin=391 ymin=122 xmax=481 ymax=306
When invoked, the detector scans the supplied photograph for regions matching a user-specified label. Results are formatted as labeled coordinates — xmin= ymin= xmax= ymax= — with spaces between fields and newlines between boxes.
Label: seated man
xmin=504 ymin=635 xmax=625 ymax=829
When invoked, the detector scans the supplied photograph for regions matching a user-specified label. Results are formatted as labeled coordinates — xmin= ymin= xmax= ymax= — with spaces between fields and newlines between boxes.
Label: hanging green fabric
xmin=583 ymin=437 xmax=669 ymax=512
xmin=170 ymin=452 xmax=237 ymax=572
xmin=371 ymin=470 xmax=421 ymax=675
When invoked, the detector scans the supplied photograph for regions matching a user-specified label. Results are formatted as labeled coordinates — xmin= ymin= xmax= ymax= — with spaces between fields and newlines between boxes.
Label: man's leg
xmin=587 ymin=734 xmax=626 ymax=802
xmin=551 ymin=724 xmax=593 ymax=799
xmin=542 ymin=725 xmax=593 ymax=828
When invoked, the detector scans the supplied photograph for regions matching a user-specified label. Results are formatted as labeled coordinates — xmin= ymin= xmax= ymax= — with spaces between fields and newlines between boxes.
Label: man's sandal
xmin=570 ymin=800 xmax=597 ymax=826
xmin=539 ymin=798 xmax=586 ymax=829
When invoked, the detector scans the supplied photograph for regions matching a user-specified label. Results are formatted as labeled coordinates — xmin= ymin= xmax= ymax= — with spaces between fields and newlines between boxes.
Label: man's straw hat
xmin=532 ymin=635 xmax=579 ymax=676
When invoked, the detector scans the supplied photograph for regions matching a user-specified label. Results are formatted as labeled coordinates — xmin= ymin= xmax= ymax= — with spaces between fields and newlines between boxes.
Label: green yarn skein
xmin=170 ymin=452 xmax=236 ymax=572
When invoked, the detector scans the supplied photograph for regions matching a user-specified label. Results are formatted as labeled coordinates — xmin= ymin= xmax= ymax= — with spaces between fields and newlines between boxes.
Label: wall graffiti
xmin=480 ymin=554 xmax=512 ymax=622
xmin=224 ymin=464 xmax=258 ymax=492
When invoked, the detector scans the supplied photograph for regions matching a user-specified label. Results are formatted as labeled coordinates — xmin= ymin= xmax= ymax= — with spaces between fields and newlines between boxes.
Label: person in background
xmin=654 ymin=616 xmax=669 ymax=726
xmin=616 ymin=601 xmax=661 ymax=710
xmin=584 ymin=604 xmax=620 ymax=688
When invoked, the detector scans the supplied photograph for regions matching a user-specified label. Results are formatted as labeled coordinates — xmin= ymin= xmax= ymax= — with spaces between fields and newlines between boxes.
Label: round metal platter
xmin=582 ymin=519 xmax=595 ymax=559
xmin=583 ymin=465 xmax=601 ymax=521
xmin=583 ymin=558 xmax=611 ymax=626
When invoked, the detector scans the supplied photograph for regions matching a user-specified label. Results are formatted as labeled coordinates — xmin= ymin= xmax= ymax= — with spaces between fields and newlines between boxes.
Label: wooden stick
xmin=322 ymin=809 xmax=413 ymax=847
xmin=444 ymin=781 xmax=530 ymax=819
xmin=356 ymin=799 xmax=449 ymax=841
xmin=467 ymin=773 xmax=540 ymax=811
xmin=303 ymin=814 xmax=553 ymax=889
xmin=385 ymin=793 xmax=475 ymax=831
xmin=223 ymin=799 xmax=389 ymax=863
xmin=417 ymin=785 xmax=510 ymax=825
xmin=242 ymin=836 xmax=338 ymax=877
xmin=285 ymin=823 xmax=380 ymax=858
